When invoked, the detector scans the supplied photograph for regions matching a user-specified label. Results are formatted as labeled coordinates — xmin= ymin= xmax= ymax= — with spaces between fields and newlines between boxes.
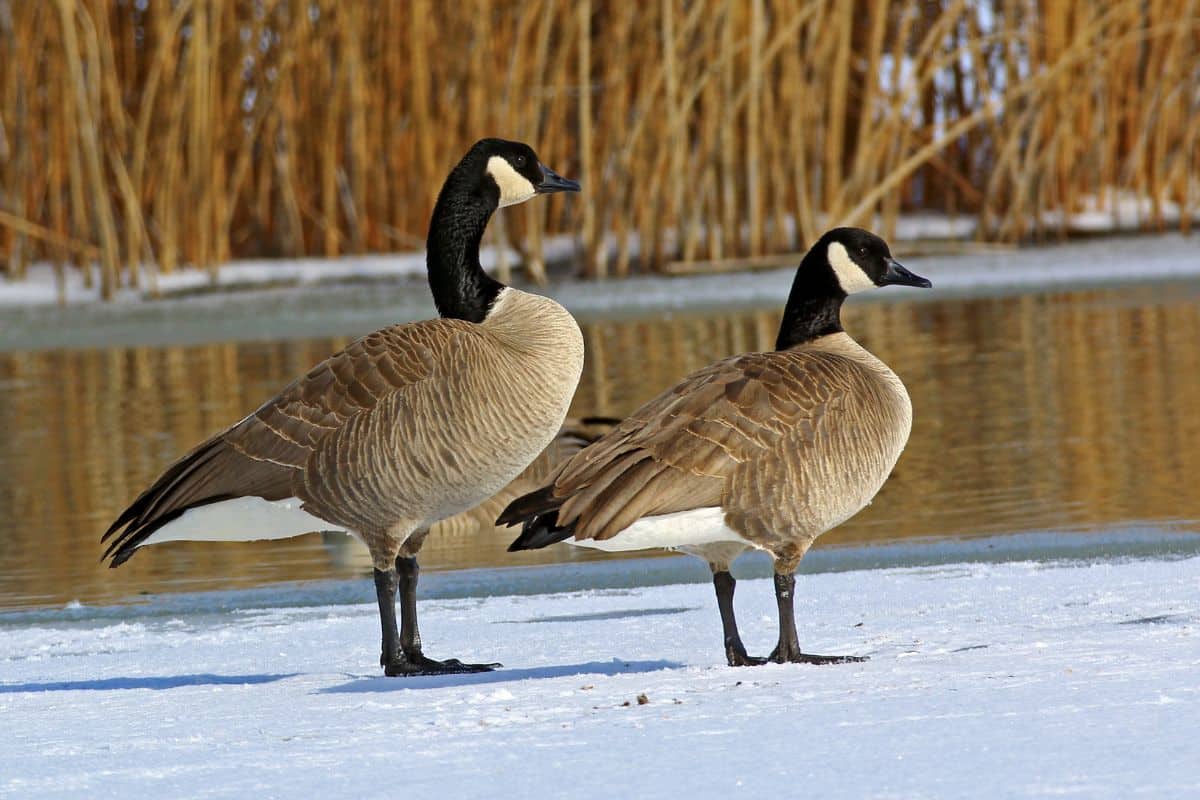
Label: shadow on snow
xmin=319 ymin=658 xmax=683 ymax=693
xmin=496 ymin=606 xmax=699 ymax=625
xmin=0 ymin=673 xmax=299 ymax=693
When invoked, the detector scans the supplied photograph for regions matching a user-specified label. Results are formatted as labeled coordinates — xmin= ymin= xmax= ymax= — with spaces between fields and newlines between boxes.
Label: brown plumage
xmin=502 ymin=227 xmax=932 ymax=667
xmin=105 ymin=301 xmax=583 ymax=567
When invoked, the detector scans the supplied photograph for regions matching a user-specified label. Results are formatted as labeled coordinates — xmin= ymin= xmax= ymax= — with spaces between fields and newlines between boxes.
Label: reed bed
xmin=0 ymin=0 xmax=1197 ymax=297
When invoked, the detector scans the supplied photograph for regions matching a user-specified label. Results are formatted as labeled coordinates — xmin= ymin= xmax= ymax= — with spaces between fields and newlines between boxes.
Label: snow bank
xmin=4 ymin=200 xmax=1197 ymax=309
xmin=2 ymin=554 xmax=1198 ymax=798
xmin=0 ymin=245 xmax=519 ymax=308
xmin=5 ymin=230 xmax=1198 ymax=355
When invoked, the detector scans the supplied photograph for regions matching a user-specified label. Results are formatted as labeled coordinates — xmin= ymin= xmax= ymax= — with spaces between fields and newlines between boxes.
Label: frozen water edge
xmin=1 ymin=231 xmax=1198 ymax=353
xmin=5 ymin=524 xmax=1200 ymax=622
xmin=1 ymin=547 xmax=1199 ymax=798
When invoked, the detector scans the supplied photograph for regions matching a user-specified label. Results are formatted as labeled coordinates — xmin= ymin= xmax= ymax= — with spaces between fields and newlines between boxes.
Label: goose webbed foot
xmin=725 ymin=641 xmax=768 ymax=667
xmin=765 ymin=642 xmax=867 ymax=666
xmin=381 ymin=654 xmax=501 ymax=677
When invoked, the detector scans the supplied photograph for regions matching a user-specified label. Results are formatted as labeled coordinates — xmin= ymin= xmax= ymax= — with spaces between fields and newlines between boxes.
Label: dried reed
xmin=0 ymin=0 xmax=1196 ymax=293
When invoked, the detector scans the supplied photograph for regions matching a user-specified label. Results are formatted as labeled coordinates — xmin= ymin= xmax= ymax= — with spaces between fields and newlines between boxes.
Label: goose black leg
xmin=767 ymin=572 xmax=867 ymax=665
xmin=392 ymin=556 xmax=500 ymax=675
xmin=374 ymin=567 xmax=408 ymax=676
xmin=713 ymin=571 xmax=765 ymax=667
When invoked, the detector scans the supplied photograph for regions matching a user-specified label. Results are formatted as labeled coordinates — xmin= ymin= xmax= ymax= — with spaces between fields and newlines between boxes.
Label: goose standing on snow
xmin=500 ymin=228 xmax=930 ymax=666
xmin=103 ymin=139 xmax=584 ymax=676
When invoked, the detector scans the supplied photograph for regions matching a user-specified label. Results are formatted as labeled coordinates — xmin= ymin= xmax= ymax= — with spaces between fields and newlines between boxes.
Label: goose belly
xmin=569 ymin=507 xmax=750 ymax=553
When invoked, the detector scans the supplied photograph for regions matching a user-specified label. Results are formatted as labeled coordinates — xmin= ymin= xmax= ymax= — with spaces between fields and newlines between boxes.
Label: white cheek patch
xmin=827 ymin=241 xmax=877 ymax=294
xmin=486 ymin=155 xmax=537 ymax=208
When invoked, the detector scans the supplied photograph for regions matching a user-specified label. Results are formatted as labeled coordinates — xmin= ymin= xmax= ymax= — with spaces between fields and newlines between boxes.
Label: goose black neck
xmin=426 ymin=188 xmax=503 ymax=323
xmin=775 ymin=247 xmax=846 ymax=350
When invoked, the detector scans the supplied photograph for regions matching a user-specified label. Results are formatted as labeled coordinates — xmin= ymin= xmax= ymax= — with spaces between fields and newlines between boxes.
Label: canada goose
xmin=499 ymin=228 xmax=931 ymax=666
xmin=103 ymin=138 xmax=584 ymax=676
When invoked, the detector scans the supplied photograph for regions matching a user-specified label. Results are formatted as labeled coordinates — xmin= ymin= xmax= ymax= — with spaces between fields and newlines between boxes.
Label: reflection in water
xmin=2 ymin=284 xmax=1199 ymax=609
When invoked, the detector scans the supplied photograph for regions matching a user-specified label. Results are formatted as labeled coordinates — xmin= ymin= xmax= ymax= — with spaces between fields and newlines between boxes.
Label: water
xmin=3 ymin=282 xmax=1200 ymax=610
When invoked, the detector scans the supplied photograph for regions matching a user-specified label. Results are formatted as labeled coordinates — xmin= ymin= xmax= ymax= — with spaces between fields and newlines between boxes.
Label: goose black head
xmin=775 ymin=228 xmax=931 ymax=350
xmin=821 ymin=227 xmax=932 ymax=294
xmin=457 ymin=138 xmax=581 ymax=210
xmin=427 ymin=139 xmax=580 ymax=323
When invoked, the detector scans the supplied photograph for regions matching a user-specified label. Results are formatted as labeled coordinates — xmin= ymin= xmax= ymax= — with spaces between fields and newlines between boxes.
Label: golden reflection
xmin=2 ymin=284 xmax=1199 ymax=609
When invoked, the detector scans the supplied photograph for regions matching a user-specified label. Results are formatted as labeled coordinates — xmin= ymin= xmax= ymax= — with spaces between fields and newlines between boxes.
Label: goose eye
xmin=512 ymin=154 xmax=527 ymax=168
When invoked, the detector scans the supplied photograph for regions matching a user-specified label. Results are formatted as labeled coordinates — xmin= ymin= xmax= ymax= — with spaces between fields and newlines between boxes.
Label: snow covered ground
xmin=3 ymin=550 xmax=1198 ymax=799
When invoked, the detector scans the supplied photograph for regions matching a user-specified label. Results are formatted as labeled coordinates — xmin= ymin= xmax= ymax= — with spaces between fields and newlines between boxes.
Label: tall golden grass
xmin=1 ymin=1 xmax=1197 ymax=297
